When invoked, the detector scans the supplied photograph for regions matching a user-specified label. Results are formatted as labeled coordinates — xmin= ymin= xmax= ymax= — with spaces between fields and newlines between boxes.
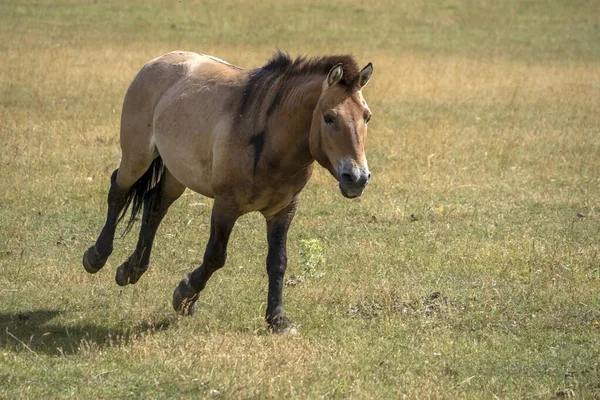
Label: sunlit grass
xmin=1 ymin=0 xmax=599 ymax=398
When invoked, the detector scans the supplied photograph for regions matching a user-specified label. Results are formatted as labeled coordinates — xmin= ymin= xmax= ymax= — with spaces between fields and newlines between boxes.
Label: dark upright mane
xmin=239 ymin=51 xmax=361 ymax=121
xmin=262 ymin=51 xmax=361 ymax=90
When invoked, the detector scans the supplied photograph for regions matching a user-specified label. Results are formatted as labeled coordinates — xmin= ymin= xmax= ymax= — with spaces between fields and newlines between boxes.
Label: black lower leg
xmin=83 ymin=169 xmax=129 ymax=273
xmin=116 ymin=172 xmax=183 ymax=286
xmin=265 ymin=199 xmax=297 ymax=333
xmin=115 ymin=186 xmax=163 ymax=285
xmin=265 ymin=232 xmax=287 ymax=325
xmin=173 ymin=207 xmax=237 ymax=316
xmin=188 ymin=215 xmax=234 ymax=291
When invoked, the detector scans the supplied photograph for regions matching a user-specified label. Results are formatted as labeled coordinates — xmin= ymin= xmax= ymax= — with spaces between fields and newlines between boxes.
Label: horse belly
xmin=243 ymin=187 xmax=296 ymax=217
xmin=157 ymin=139 xmax=215 ymax=198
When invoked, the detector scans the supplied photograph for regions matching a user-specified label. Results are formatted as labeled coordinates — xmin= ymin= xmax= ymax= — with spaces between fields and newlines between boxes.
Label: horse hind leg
xmin=82 ymin=169 xmax=130 ymax=273
xmin=115 ymin=168 xmax=185 ymax=286
xmin=84 ymin=68 xmax=162 ymax=275
xmin=83 ymin=149 xmax=158 ymax=274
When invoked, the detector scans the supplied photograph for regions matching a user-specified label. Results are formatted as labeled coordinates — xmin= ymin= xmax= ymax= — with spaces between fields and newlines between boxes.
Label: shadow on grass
xmin=0 ymin=309 xmax=173 ymax=356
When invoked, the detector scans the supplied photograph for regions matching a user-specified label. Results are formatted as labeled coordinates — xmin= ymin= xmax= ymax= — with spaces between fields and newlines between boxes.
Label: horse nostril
xmin=340 ymin=172 xmax=356 ymax=185
xmin=357 ymin=175 xmax=369 ymax=187
xmin=368 ymin=173 xmax=371 ymax=180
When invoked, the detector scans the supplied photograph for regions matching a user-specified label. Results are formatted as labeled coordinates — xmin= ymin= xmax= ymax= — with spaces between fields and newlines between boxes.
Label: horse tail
xmin=118 ymin=156 xmax=166 ymax=235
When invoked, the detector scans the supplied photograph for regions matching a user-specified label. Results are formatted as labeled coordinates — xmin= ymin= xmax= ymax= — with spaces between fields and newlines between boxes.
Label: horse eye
xmin=323 ymin=115 xmax=335 ymax=125
xmin=365 ymin=115 xmax=371 ymax=125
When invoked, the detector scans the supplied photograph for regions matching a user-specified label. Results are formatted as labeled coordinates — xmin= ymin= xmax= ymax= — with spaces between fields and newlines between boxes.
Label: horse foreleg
xmin=115 ymin=169 xmax=185 ymax=286
xmin=173 ymin=200 xmax=238 ymax=316
xmin=83 ymin=169 xmax=129 ymax=274
xmin=264 ymin=198 xmax=298 ymax=335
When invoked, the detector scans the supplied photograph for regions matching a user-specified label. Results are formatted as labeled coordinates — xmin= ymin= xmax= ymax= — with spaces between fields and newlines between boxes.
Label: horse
xmin=82 ymin=50 xmax=373 ymax=334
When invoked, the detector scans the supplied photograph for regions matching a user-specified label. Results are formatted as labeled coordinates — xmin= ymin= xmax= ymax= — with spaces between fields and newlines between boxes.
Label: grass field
xmin=1 ymin=0 xmax=600 ymax=398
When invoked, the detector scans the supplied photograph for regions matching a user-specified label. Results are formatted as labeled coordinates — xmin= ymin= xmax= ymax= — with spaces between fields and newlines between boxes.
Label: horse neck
xmin=268 ymin=75 xmax=323 ymax=167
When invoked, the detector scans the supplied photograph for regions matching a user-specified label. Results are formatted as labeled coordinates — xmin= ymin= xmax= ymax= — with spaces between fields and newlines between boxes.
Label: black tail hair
xmin=117 ymin=156 xmax=165 ymax=235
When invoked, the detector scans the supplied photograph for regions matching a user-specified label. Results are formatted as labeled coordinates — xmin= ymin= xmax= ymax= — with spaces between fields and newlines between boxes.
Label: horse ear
xmin=358 ymin=63 xmax=373 ymax=88
xmin=327 ymin=63 xmax=344 ymax=87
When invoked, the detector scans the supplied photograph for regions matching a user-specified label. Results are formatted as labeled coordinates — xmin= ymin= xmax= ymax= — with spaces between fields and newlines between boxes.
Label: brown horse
xmin=83 ymin=51 xmax=373 ymax=334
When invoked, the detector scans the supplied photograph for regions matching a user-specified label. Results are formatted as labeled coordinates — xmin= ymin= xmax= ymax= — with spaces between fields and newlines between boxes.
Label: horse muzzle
xmin=337 ymin=159 xmax=371 ymax=199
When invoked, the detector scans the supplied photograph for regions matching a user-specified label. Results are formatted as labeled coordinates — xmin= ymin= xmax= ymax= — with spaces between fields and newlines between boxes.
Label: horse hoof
xmin=115 ymin=259 xmax=147 ymax=286
xmin=173 ymin=278 xmax=198 ymax=316
xmin=115 ymin=263 xmax=130 ymax=286
xmin=269 ymin=315 xmax=298 ymax=336
xmin=82 ymin=246 xmax=107 ymax=274
xmin=277 ymin=325 xmax=298 ymax=337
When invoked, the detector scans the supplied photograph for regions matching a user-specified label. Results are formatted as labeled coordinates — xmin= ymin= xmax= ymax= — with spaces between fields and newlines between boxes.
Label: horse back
xmin=121 ymin=51 xmax=247 ymax=198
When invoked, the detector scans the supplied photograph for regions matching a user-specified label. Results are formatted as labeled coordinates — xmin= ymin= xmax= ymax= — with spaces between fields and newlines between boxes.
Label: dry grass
xmin=1 ymin=0 xmax=600 ymax=398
